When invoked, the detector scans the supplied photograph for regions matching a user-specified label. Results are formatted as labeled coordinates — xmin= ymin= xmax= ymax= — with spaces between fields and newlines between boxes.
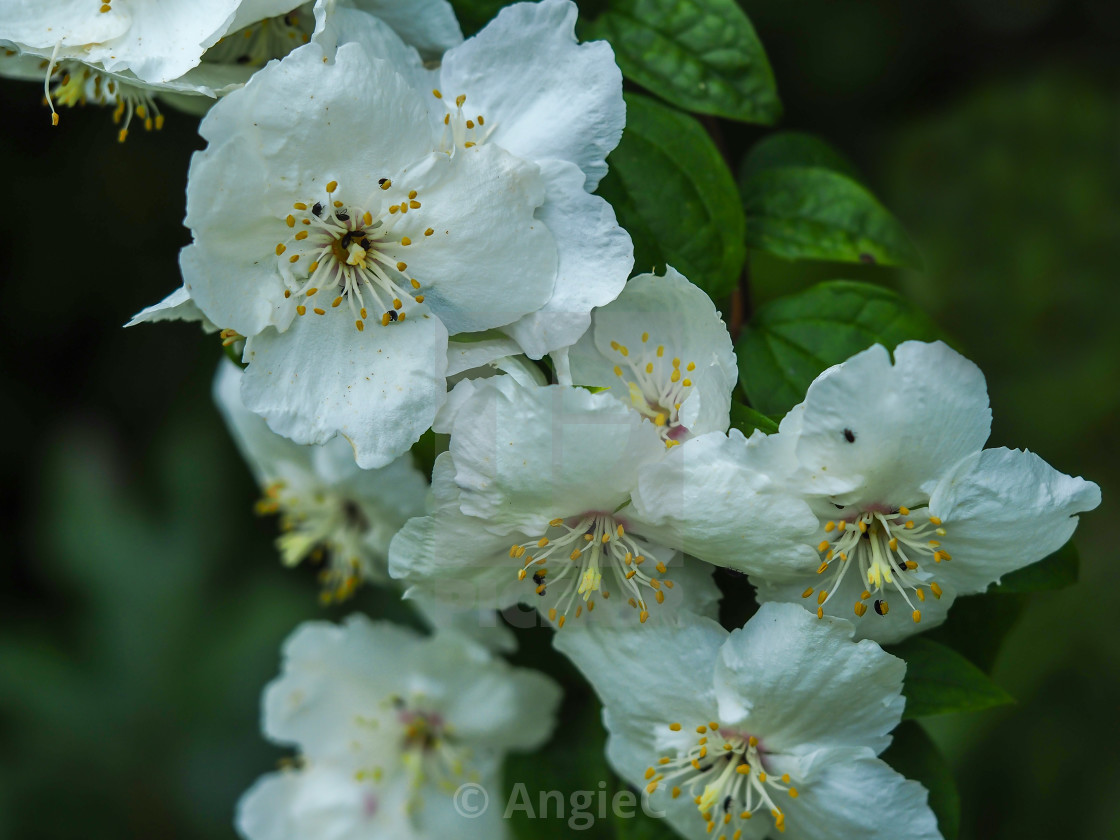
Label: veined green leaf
xmin=736 ymin=280 xmax=943 ymax=416
xmin=587 ymin=0 xmax=781 ymax=123
xmin=597 ymin=94 xmax=746 ymax=298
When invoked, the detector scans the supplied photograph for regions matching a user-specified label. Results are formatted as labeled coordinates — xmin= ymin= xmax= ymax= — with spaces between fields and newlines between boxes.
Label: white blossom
xmin=365 ymin=0 xmax=633 ymax=359
xmin=236 ymin=615 xmax=560 ymax=840
xmin=636 ymin=341 xmax=1101 ymax=643
xmin=568 ymin=266 xmax=737 ymax=445
xmin=0 ymin=0 xmax=462 ymax=134
xmin=214 ymin=358 xmax=428 ymax=602
xmin=134 ymin=2 xmax=632 ymax=467
xmin=555 ymin=602 xmax=943 ymax=840
xmin=388 ymin=376 xmax=721 ymax=629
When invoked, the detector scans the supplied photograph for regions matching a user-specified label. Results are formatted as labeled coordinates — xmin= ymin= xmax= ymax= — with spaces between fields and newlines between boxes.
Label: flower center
xmin=203 ymin=7 xmax=312 ymax=67
xmin=510 ymin=514 xmax=673 ymax=627
xmin=431 ymin=90 xmax=492 ymax=152
xmin=646 ymin=722 xmax=799 ymax=838
xmin=255 ymin=480 xmax=372 ymax=603
xmin=353 ymin=697 xmax=475 ymax=802
xmin=804 ymin=506 xmax=948 ymax=623
xmin=276 ymin=179 xmax=433 ymax=331
xmin=608 ymin=333 xmax=695 ymax=446
xmin=40 ymin=57 xmax=163 ymax=140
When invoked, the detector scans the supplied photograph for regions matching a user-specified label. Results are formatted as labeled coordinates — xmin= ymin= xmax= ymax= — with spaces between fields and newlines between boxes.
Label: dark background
xmin=1 ymin=0 xmax=1116 ymax=837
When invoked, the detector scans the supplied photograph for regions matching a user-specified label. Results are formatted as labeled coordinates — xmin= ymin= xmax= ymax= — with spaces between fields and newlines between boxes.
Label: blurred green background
xmin=0 ymin=0 xmax=1116 ymax=837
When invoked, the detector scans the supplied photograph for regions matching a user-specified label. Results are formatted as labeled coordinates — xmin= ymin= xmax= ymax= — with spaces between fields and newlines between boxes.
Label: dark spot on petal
xmin=843 ymin=428 xmax=856 ymax=443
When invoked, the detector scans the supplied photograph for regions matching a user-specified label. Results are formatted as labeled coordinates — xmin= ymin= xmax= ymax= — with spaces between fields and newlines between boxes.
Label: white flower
xmin=568 ymin=266 xmax=737 ymax=446
xmin=388 ymin=376 xmax=721 ymax=629
xmin=554 ymin=602 xmax=943 ymax=840
xmin=236 ymin=615 xmax=561 ymax=840
xmin=647 ymin=341 xmax=1101 ymax=643
xmin=214 ymin=358 xmax=428 ymax=601
xmin=387 ymin=0 xmax=633 ymax=358
xmin=1 ymin=0 xmax=462 ymax=134
xmin=143 ymin=35 xmax=575 ymax=469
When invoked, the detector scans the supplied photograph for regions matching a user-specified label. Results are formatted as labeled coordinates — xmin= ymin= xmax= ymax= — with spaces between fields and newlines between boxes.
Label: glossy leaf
xmin=736 ymin=280 xmax=944 ymax=416
xmin=586 ymin=0 xmax=781 ymax=123
xmin=740 ymin=166 xmax=923 ymax=267
xmin=597 ymin=94 xmax=746 ymax=298
xmin=889 ymin=638 xmax=1014 ymax=720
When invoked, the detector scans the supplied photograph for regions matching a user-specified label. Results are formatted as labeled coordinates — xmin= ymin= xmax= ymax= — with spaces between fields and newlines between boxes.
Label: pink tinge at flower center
xmin=510 ymin=512 xmax=674 ymax=628
xmin=607 ymin=332 xmax=696 ymax=446
xmin=803 ymin=504 xmax=949 ymax=624
xmin=646 ymin=720 xmax=800 ymax=837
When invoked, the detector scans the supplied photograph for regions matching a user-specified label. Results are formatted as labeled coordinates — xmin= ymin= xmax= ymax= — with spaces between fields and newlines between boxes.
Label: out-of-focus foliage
xmin=1 ymin=1 xmax=1117 ymax=839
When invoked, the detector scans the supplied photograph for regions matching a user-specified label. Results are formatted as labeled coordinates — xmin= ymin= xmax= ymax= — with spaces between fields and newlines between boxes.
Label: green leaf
xmin=989 ymin=539 xmax=1079 ymax=594
xmin=888 ymin=638 xmax=1014 ymax=720
xmin=739 ymin=131 xmax=861 ymax=181
xmin=586 ymin=0 xmax=780 ymax=123
xmin=881 ymin=721 xmax=961 ymax=840
xmin=740 ymin=166 xmax=923 ymax=268
xmin=924 ymin=592 xmax=1027 ymax=674
xmin=736 ymin=280 xmax=944 ymax=416
xmin=597 ymin=94 xmax=746 ymax=298
xmin=729 ymin=401 xmax=779 ymax=436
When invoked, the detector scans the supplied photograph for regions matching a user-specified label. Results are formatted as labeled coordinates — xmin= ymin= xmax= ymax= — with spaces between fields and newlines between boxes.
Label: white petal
xmin=781 ymin=748 xmax=942 ymax=840
xmin=714 ymin=603 xmax=906 ymax=755
xmin=313 ymin=3 xmax=430 ymax=91
xmin=553 ymin=612 xmax=725 ymax=729
xmin=569 ymin=266 xmax=736 ymax=437
xmin=347 ymin=0 xmax=463 ymax=59
xmin=387 ymin=145 xmax=556 ymax=335
xmin=792 ymin=341 xmax=992 ymax=504
xmin=629 ymin=430 xmax=820 ymax=575
xmin=3 ymin=0 xmax=129 ymax=51
xmin=445 ymin=335 xmax=523 ymax=377
xmin=95 ymin=0 xmax=244 ymax=83
xmin=447 ymin=379 xmax=665 ymax=530
xmin=184 ymin=40 xmax=433 ymax=335
xmin=409 ymin=778 xmax=509 ymax=840
xmin=240 ymin=303 xmax=448 ymax=469
xmin=388 ymin=455 xmax=526 ymax=610
xmin=438 ymin=0 xmax=624 ymax=189
xmin=235 ymin=767 xmax=364 ymax=840
xmin=213 ymin=358 xmax=316 ymax=484
xmin=262 ymin=616 xmax=421 ymax=756
xmin=502 ymin=159 xmax=632 ymax=359
xmin=929 ymin=447 xmax=1101 ymax=594
xmin=126 ymin=284 xmax=216 ymax=331
xmin=410 ymin=595 xmax=518 ymax=653
xmin=752 ymin=565 xmax=958 ymax=646
xmin=410 ymin=634 xmax=561 ymax=751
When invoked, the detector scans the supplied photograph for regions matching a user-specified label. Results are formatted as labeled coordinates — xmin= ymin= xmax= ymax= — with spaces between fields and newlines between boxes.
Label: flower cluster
xmin=16 ymin=0 xmax=1100 ymax=838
